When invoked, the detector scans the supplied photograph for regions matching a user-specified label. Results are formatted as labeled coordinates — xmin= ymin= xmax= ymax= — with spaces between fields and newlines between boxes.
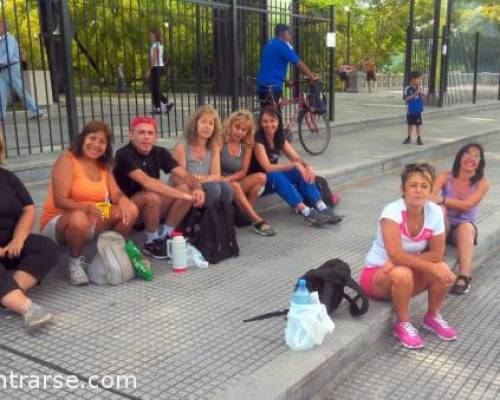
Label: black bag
xmin=243 ymin=258 xmax=369 ymax=322
xmin=233 ymin=202 xmax=252 ymax=227
xmin=307 ymin=81 xmax=327 ymax=114
xmin=302 ymin=258 xmax=369 ymax=317
xmin=315 ymin=176 xmax=335 ymax=209
xmin=182 ymin=201 xmax=239 ymax=264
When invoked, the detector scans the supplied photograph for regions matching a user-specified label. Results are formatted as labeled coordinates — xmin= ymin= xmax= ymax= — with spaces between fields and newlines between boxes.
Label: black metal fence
xmin=408 ymin=29 xmax=500 ymax=107
xmin=0 ymin=0 xmax=334 ymax=159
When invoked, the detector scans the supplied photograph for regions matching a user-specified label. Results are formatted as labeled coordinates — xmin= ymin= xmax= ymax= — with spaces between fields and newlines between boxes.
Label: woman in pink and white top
xmin=360 ymin=163 xmax=457 ymax=349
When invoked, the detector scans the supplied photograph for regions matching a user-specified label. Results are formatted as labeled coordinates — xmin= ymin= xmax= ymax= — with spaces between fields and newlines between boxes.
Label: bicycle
xmin=256 ymin=80 xmax=331 ymax=155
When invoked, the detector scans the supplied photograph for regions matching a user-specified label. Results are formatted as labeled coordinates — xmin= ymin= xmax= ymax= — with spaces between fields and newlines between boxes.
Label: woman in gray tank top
xmin=220 ymin=110 xmax=275 ymax=236
xmin=173 ymin=106 xmax=233 ymax=206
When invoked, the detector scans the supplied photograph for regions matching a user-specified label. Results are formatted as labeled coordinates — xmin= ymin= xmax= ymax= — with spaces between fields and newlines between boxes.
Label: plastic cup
xmin=96 ymin=202 xmax=112 ymax=219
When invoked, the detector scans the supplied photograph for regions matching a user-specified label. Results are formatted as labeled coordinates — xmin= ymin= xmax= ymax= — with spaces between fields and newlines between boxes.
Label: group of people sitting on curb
xmin=0 ymin=104 xmax=344 ymax=333
xmin=360 ymin=144 xmax=489 ymax=349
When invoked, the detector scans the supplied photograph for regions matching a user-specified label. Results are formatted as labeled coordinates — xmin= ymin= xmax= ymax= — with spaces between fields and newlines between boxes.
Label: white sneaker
xmin=68 ymin=256 xmax=89 ymax=286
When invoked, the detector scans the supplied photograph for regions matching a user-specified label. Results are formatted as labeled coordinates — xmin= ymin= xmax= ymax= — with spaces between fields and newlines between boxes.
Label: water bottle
xmin=167 ymin=236 xmax=188 ymax=274
xmin=291 ymin=279 xmax=312 ymax=305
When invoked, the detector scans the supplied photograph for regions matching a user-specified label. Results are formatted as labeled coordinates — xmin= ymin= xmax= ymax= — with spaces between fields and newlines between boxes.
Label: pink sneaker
xmin=392 ymin=321 xmax=425 ymax=349
xmin=423 ymin=313 xmax=457 ymax=341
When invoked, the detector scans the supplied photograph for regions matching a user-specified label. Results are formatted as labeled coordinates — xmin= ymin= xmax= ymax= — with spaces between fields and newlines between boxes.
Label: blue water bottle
xmin=291 ymin=279 xmax=312 ymax=305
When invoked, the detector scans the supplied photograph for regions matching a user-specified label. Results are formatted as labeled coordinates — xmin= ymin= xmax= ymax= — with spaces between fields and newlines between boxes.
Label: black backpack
xmin=182 ymin=201 xmax=239 ymax=264
xmin=244 ymin=258 xmax=369 ymax=322
xmin=307 ymin=81 xmax=327 ymax=114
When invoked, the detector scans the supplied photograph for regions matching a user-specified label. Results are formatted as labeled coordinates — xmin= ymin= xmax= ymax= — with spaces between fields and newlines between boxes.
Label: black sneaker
xmin=320 ymin=207 xmax=343 ymax=224
xmin=142 ymin=238 xmax=168 ymax=259
xmin=303 ymin=209 xmax=329 ymax=227
xmin=417 ymin=136 xmax=423 ymax=145
xmin=402 ymin=136 xmax=411 ymax=145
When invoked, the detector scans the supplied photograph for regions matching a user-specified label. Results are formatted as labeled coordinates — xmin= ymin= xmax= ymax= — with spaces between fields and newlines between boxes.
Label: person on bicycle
xmin=256 ymin=24 xmax=318 ymax=109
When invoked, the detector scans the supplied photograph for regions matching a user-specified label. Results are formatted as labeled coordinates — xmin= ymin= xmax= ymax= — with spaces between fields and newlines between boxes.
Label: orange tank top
xmin=40 ymin=152 xmax=109 ymax=231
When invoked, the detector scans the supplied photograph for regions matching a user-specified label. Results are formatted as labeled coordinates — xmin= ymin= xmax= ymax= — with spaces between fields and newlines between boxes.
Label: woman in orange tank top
xmin=40 ymin=121 xmax=138 ymax=286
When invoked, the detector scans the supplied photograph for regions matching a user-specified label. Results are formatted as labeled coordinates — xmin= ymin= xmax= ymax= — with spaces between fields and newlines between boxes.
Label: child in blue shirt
xmin=403 ymin=71 xmax=424 ymax=145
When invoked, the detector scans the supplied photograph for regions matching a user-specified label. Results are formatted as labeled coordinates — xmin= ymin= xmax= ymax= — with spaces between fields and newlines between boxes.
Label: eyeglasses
xmin=462 ymin=153 xmax=481 ymax=161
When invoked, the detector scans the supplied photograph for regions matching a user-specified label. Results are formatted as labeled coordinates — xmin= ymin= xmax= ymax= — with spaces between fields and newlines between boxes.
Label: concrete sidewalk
xmin=0 ymin=105 xmax=500 ymax=400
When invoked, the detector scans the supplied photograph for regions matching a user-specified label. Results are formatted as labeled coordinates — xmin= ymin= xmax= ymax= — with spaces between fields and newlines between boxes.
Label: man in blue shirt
xmin=0 ymin=19 xmax=44 ymax=121
xmin=256 ymin=24 xmax=317 ymax=109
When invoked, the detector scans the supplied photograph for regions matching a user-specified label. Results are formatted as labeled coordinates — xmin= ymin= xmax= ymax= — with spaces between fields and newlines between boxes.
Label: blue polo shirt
xmin=256 ymin=38 xmax=300 ymax=94
xmin=404 ymin=85 xmax=424 ymax=114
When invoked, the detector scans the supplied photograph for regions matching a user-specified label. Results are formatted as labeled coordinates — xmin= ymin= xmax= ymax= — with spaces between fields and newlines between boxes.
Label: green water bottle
xmin=125 ymin=240 xmax=153 ymax=281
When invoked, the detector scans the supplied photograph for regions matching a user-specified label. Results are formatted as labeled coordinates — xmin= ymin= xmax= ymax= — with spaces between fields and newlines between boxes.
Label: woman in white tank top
xmin=147 ymin=28 xmax=173 ymax=114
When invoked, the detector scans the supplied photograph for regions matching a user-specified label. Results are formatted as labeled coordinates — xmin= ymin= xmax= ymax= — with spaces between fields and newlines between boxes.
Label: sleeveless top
xmin=442 ymin=173 xmax=479 ymax=226
xmin=40 ymin=153 xmax=109 ymax=230
xmin=150 ymin=41 xmax=164 ymax=67
xmin=220 ymin=143 xmax=243 ymax=176
xmin=186 ymin=146 xmax=212 ymax=175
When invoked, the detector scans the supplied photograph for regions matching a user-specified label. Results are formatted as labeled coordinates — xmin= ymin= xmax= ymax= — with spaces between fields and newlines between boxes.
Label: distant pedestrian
xmin=146 ymin=27 xmax=173 ymax=115
xmin=338 ymin=61 xmax=355 ymax=92
xmin=403 ymin=70 xmax=424 ymax=145
xmin=432 ymin=143 xmax=489 ymax=295
xmin=360 ymin=163 xmax=457 ymax=349
xmin=0 ymin=19 xmax=44 ymax=121
xmin=362 ymin=57 xmax=376 ymax=93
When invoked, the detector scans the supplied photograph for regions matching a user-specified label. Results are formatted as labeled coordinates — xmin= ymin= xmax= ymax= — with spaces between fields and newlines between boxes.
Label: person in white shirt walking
xmin=146 ymin=27 xmax=173 ymax=115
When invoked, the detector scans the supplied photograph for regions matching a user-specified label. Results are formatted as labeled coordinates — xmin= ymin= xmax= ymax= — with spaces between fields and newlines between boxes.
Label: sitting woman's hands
xmin=433 ymin=261 xmax=456 ymax=286
xmin=1 ymin=238 xmax=25 ymax=259
xmin=81 ymin=203 xmax=102 ymax=220
xmin=192 ymin=189 xmax=205 ymax=208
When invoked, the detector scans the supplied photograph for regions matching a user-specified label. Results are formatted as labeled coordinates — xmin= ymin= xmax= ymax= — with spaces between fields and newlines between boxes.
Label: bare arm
xmin=128 ymin=168 xmax=192 ymax=201
xmin=296 ymin=60 xmax=318 ymax=81
xmin=430 ymin=172 xmax=448 ymax=203
xmin=381 ymin=219 xmax=444 ymax=274
xmin=443 ymin=178 xmax=489 ymax=212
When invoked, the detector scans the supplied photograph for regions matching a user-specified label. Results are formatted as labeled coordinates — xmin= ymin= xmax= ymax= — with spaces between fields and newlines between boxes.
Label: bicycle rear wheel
xmin=297 ymin=110 xmax=331 ymax=155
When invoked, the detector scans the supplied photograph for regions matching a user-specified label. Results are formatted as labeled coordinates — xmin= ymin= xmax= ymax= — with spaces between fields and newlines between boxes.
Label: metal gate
xmin=0 ymin=0 xmax=334 ymax=158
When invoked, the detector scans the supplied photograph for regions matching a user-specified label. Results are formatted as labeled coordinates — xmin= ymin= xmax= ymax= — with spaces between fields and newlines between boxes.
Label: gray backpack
xmin=87 ymin=231 xmax=136 ymax=285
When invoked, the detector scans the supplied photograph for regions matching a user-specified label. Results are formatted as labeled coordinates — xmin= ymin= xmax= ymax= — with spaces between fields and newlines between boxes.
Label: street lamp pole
xmin=345 ymin=6 xmax=351 ymax=64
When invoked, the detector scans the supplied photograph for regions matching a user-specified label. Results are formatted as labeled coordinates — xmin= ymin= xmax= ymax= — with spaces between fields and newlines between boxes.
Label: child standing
xmin=403 ymin=70 xmax=424 ymax=145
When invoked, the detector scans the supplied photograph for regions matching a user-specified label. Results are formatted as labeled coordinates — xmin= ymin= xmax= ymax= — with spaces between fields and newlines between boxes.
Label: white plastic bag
xmin=186 ymin=243 xmax=209 ymax=268
xmin=285 ymin=298 xmax=335 ymax=351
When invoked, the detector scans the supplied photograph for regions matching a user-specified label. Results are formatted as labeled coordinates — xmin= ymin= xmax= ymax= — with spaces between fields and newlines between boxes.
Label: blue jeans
xmin=0 ymin=63 xmax=40 ymax=120
xmin=202 ymin=181 xmax=234 ymax=206
xmin=264 ymin=168 xmax=321 ymax=209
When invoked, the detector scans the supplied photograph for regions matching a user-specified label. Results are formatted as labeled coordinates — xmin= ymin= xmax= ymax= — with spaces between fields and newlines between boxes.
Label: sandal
xmin=450 ymin=275 xmax=471 ymax=295
xmin=252 ymin=221 xmax=276 ymax=237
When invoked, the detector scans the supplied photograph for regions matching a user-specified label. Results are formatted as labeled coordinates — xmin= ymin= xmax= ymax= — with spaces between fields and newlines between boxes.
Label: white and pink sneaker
xmin=393 ymin=321 xmax=425 ymax=349
xmin=423 ymin=313 xmax=457 ymax=341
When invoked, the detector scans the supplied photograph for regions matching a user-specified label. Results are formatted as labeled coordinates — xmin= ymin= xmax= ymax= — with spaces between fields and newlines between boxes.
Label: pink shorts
xmin=359 ymin=266 xmax=385 ymax=300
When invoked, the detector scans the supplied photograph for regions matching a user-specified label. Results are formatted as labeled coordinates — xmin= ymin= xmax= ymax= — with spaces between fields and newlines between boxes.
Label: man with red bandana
xmin=113 ymin=116 xmax=205 ymax=259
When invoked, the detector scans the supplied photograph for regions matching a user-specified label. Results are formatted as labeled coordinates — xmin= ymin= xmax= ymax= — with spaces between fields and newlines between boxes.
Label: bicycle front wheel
xmin=297 ymin=110 xmax=331 ymax=155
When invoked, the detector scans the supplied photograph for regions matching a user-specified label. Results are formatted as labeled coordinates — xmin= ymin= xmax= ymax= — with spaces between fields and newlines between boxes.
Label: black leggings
xmin=0 ymin=234 xmax=60 ymax=300
xmin=150 ymin=66 xmax=168 ymax=108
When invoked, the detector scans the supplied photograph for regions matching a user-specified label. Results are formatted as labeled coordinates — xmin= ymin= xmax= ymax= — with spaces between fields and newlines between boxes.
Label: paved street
xmin=316 ymin=251 xmax=500 ymax=400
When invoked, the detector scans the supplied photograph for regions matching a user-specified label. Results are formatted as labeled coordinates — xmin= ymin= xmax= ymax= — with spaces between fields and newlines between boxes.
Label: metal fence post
xmin=292 ymin=0 xmax=300 ymax=99
xmin=328 ymin=5 xmax=335 ymax=122
xmin=59 ymin=0 xmax=78 ymax=143
xmin=472 ymin=32 xmax=479 ymax=104
xmin=443 ymin=0 xmax=453 ymax=93
xmin=429 ymin=0 xmax=441 ymax=96
xmin=231 ymin=0 xmax=239 ymax=111
xmin=404 ymin=0 xmax=415 ymax=88
xmin=438 ymin=26 xmax=447 ymax=107
xmin=195 ymin=4 xmax=203 ymax=107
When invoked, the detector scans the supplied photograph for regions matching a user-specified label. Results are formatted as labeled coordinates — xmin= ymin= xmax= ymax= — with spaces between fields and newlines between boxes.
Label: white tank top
xmin=150 ymin=41 xmax=164 ymax=67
